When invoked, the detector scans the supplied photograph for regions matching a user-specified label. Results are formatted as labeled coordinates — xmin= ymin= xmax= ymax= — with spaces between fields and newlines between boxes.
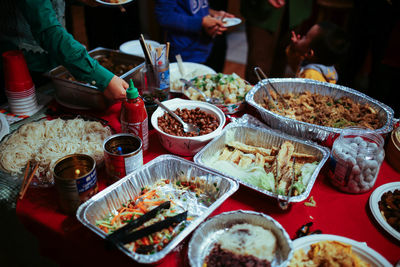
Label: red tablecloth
xmin=16 ymin=101 xmax=400 ymax=266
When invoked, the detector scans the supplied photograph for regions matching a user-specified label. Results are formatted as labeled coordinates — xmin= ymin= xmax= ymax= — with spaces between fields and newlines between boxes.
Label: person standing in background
xmin=206 ymin=0 xmax=229 ymax=73
xmin=240 ymin=0 xmax=313 ymax=85
xmin=286 ymin=21 xmax=349 ymax=84
xmin=154 ymin=0 xmax=234 ymax=64
xmin=0 ymin=0 xmax=128 ymax=106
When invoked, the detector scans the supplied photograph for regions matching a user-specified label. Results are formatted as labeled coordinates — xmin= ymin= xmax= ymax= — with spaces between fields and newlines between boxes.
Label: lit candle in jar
xmin=75 ymin=169 xmax=81 ymax=177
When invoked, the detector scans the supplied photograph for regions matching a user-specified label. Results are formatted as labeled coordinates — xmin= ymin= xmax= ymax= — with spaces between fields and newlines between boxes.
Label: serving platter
xmin=291 ymin=234 xmax=391 ymax=267
xmin=246 ymin=78 xmax=394 ymax=144
xmin=194 ymin=121 xmax=330 ymax=203
xmin=76 ymin=155 xmax=239 ymax=264
xmin=369 ymin=182 xmax=400 ymax=241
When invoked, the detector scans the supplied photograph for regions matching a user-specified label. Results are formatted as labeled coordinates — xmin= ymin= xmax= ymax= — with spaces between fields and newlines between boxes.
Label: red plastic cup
xmin=2 ymin=50 xmax=34 ymax=92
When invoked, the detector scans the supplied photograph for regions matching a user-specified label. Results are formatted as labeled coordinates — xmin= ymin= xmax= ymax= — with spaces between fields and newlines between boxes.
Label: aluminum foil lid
xmin=76 ymin=154 xmax=239 ymax=264
xmin=245 ymin=78 xmax=394 ymax=143
xmin=188 ymin=210 xmax=293 ymax=267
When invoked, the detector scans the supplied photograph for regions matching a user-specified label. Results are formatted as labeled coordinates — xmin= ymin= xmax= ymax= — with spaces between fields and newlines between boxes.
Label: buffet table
xmin=16 ymin=100 xmax=400 ymax=266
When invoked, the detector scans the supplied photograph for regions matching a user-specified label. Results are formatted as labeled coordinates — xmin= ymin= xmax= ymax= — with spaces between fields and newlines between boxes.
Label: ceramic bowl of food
xmin=183 ymin=73 xmax=253 ymax=114
xmin=151 ymin=98 xmax=226 ymax=156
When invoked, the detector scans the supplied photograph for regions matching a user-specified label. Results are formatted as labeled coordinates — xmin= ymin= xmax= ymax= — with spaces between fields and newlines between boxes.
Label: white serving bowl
xmin=151 ymin=98 xmax=226 ymax=156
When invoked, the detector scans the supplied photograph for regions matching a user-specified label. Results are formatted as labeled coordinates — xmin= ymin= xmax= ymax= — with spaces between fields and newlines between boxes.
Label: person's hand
xmin=103 ymin=75 xmax=129 ymax=102
xmin=268 ymin=0 xmax=285 ymax=8
xmin=290 ymin=30 xmax=301 ymax=44
xmin=209 ymin=9 xmax=235 ymax=19
xmin=202 ymin=15 xmax=227 ymax=37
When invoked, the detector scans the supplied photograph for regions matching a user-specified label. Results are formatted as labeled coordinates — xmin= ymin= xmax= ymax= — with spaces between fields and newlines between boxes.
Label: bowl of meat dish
xmin=188 ymin=210 xmax=293 ymax=267
xmin=183 ymin=73 xmax=253 ymax=114
xmin=150 ymin=98 xmax=226 ymax=156
xmin=77 ymin=155 xmax=239 ymax=264
xmin=245 ymin=78 xmax=394 ymax=144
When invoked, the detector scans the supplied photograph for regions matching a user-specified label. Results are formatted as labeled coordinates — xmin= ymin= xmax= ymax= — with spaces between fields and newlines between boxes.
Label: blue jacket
xmin=154 ymin=0 xmax=212 ymax=63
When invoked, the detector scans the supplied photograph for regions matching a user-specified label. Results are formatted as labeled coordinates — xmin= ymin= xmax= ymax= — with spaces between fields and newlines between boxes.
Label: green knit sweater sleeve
xmin=18 ymin=0 xmax=113 ymax=91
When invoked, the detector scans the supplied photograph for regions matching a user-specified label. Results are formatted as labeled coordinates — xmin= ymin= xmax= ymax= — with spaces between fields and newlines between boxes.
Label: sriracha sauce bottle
xmin=120 ymin=80 xmax=149 ymax=152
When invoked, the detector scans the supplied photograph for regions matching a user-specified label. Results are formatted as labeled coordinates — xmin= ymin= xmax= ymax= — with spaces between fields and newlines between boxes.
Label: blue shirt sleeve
xmin=154 ymin=0 xmax=204 ymax=34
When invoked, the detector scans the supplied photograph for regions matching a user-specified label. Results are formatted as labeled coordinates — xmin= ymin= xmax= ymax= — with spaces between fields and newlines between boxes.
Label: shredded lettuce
xmin=204 ymin=159 xmax=275 ymax=191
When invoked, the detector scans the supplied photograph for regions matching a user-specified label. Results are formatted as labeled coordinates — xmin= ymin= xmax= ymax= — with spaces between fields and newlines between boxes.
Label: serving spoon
xmin=180 ymin=78 xmax=223 ymax=105
xmin=154 ymin=99 xmax=200 ymax=134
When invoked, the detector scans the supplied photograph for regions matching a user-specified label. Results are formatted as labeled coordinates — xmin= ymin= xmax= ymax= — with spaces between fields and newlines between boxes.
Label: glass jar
xmin=329 ymin=126 xmax=385 ymax=193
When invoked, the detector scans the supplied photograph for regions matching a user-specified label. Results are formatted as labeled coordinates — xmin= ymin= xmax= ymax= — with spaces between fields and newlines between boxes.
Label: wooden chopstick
xmin=139 ymin=34 xmax=154 ymax=66
xmin=19 ymin=162 xmax=39 ymax=200
xmin=19 ymin=161 xmax=30 ymax=196
xmin=166 ymin=42 xmax=170 ymax=60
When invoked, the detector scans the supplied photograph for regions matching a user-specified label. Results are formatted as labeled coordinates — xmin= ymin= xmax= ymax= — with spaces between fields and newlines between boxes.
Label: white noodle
xmin=0 ymin=118 xmax=112 ymax=184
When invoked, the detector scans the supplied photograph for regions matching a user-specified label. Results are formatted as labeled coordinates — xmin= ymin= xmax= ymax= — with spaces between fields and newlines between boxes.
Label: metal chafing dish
xmin=245 ymin=78 xmax=394 ymax=144
xmin=46 ymin=47 xmax=144 ymax=110
xmin=76 ymin=154 xmax=239 ymax=264
xmin=194 ymin=117 xmax=330 ymax=204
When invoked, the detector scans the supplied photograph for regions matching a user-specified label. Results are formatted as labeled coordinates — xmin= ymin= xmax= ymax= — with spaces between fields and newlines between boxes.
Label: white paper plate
xmin=0 ymin=113 xmax=9 ymax=141
xmin=170 ymin=62 xmax=216 ymax=93
xmin=222 ymin=17 xmax=242 ymax=27
xmin=292 ymin=234 xmax=391 ymax=267
xmin=119 ymin=39 xmax=160 ymax=57
xmin=95 ymin=0 xmax=134 ymax=5
xmin=369 ymin=182 xmax=400 ymax=241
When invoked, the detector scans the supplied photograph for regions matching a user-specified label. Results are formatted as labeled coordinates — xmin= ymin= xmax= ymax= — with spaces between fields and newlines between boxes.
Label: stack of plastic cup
xmin=2 ymin=50 xmax=38 ymax=115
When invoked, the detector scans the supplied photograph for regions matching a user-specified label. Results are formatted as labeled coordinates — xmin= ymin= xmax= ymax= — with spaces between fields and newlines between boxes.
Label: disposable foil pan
xmin=76 ymin=154 xmax=239 ymax=264
xmin=188 ymin=210 xmax=293 ymax=267
xmin=194 ymin=122 xmax=330 ymax=203
xmin=46 ymin=47 xmax=144 ymax=110
xmin=245 ymin=78 xmax=394 ymax=143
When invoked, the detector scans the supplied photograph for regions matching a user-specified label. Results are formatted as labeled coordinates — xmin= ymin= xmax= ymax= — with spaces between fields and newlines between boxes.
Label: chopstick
xmin=139 ymin=34 xmax=154 ymax=66
xmin=20 ymin=161 xmax=30 ymax=194
xmin=254 ymin=67 xmax=289 ymax=110
xmin=19 ymin=162 xmax=39 ymax=200
xmin=166 ymin=42 xmax=170 ymax=60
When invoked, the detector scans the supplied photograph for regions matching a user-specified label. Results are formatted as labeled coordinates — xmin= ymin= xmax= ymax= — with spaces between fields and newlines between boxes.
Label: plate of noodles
xmin=289 ymin=234 xmax=391 ymax=267
xmin=0 ymin=117 xmax=112 ymax=187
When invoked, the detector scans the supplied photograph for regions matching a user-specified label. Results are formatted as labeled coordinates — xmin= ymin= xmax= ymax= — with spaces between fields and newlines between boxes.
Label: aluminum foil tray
xmin=46 ymin=47 xmax=144 ymax=110
xmin=76 ymin=154 xmax=239 ymax=264
xmin=194 ymin=122 xmax=330 ymax=203
xmin=245 ymin=78 xmax=394 ymax=143
xmin=188 ymin=210 xmax=293 ymax=267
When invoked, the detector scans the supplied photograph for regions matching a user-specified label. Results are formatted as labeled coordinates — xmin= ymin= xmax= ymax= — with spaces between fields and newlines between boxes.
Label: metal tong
xmin=254 ymin=67 xmax=289 ymax=111
xmin=277 ymin=157 xmax=296 ymax=210
xmin=106 ymin=201 xmax=187 ymax=245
